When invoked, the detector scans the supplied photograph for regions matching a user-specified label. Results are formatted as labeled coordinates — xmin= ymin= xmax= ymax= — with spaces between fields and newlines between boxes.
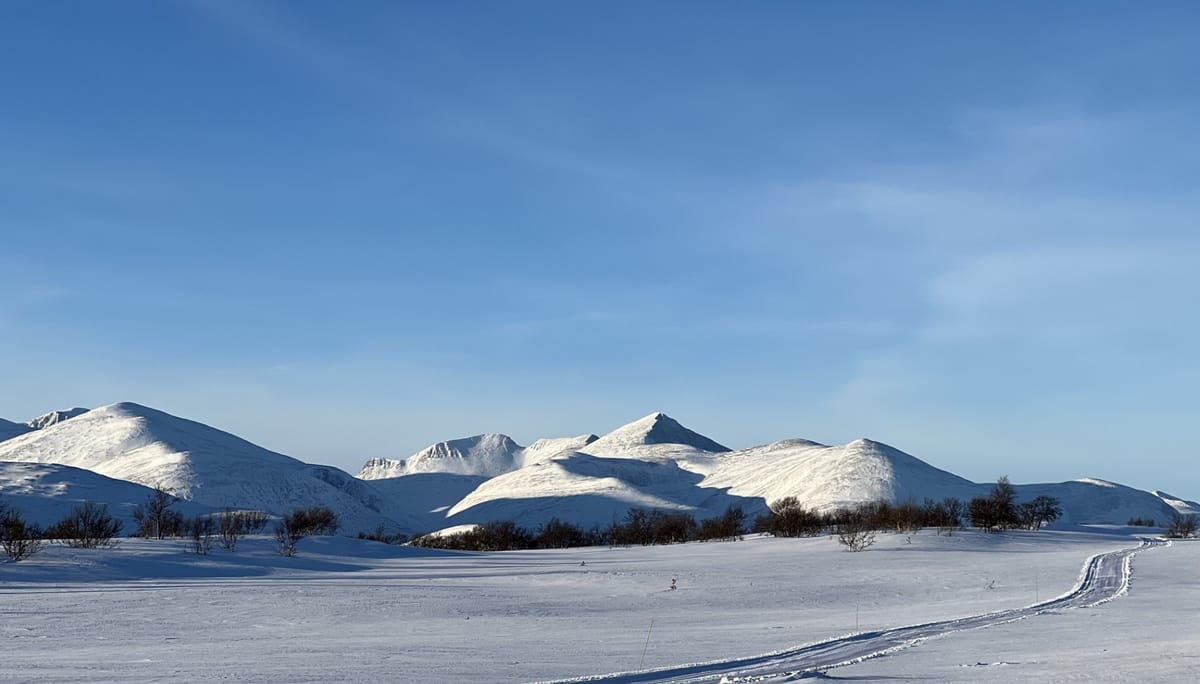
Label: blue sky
xmin=2 ymin=2 xmax=1198 ymax=495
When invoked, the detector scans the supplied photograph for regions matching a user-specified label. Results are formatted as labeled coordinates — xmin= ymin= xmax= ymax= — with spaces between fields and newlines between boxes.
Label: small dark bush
xmin=1167 ymin=513 xmax=1198 ymax=539
xmin=0 ymin=504 xmax=45 ymax=561
xmin=47 ymin=502 xmax=123 ymax=549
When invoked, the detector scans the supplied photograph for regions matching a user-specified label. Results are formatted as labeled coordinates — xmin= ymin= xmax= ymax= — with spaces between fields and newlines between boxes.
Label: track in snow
xmin=548 ymin=537 xmax=1165 ymax=683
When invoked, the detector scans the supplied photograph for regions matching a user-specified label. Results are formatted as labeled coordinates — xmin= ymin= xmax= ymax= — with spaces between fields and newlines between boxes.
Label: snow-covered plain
xmin=2 ymin=527 xmax=1186 ymax=682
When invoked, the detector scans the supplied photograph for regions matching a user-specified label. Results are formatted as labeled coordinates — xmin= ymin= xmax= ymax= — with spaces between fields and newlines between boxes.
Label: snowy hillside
xmin=703 ymin=437 xmax=983 ymax=512
xmin=1011 ymin=478 xmax=1179 ymax=526
xmin=0 ymin=402 xmax=408 ymax=534
xmin=0 ymin=461 xmax=212 ymax=528
xmin=445 ymin=451 xmax=759 ymax=528
xmin=2 ymin=402 xmax=1191 ymax=535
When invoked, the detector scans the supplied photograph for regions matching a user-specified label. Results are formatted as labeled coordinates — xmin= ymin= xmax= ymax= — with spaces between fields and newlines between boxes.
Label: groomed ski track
xmin=546 ymin=537 xmax=1166 ymax=684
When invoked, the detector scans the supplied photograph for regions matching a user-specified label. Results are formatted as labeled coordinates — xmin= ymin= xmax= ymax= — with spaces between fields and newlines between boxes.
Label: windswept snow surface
xmin=0 ymin=529 xmax=1173 ymax=682
xmin=835 ymin=539 xmax=1200 ymax=683
xmin=0 ymin=461 xmax=211 ymax=528
xmin=0 ymin=402 xmax=408 ymax=534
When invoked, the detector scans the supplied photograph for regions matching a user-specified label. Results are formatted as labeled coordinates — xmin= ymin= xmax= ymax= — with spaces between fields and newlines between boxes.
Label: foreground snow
xmin=2 ymin=528 xmax=1186 ymax=682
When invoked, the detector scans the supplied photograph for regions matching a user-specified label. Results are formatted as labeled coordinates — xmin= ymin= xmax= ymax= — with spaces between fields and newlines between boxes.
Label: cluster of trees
xmin=1 ymin=499 xmax=124 ymax=560
xmin=412 ymin=506 xmax=751 ymax=552
xmin=747 ymin=478 xmax=1062 ymax=551
xmin=1166 ymin=513 xmax=1198 ymax=539
xmin=274 ymin=506 xmax=340 ymax=556
xmin=966 ymin=478 xmax=1062 ymax=532
xmin=129 ymin=486 xmax=272 ymax=555
xmin=1127 ymin=517 xmax=1157 ymax=527
xmin=753 ymin=496 xmax=967 ymax=541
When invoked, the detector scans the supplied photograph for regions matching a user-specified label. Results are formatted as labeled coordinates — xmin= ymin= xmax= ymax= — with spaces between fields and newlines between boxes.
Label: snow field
xmin=0 ymin=528 xmax=1137 ymax=682
xmin=839 ymin=538 xmax=1200 ymax=682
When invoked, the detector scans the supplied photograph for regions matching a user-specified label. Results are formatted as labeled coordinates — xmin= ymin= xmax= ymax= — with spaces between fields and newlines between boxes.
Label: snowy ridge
xmin=1152 ymin=489 xmax=1200 ymax=516
xmin=0 ymin=402 xmax=410 ymax=534
xmin=26 ymin=407 xmax=89 ymax=430
xmin=357 ymin=433 xmax=523 ymax=479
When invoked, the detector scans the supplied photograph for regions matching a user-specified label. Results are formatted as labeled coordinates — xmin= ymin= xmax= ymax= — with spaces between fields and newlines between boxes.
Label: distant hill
xmin=0 ymin=403 xmax=410 ymax=534
xmin=1 ymin=401 xmax=1188 ymax=536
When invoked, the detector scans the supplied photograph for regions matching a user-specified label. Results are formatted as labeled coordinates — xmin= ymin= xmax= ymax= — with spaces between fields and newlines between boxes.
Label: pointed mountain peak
xmin=587 ymin=412 xmax=730 ymax=453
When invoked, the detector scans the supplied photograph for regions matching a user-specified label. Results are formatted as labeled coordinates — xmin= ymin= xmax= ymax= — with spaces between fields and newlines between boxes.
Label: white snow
xmin=0 ymin=402 xmax=409 ymax=534
xmin=582 ymin=412 xmax=731 ymax=456
xmin=0 ymin=402 xmax=1188 ymax=538
xmin=0 ymin=528 xmax=1181 ymax=682
xmin=0 ymin=460 xmax=211 ymax=528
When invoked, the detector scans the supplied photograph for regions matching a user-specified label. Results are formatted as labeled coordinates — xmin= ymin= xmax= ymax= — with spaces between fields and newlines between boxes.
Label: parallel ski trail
xmin=546 ymin=537 xmax=1166 ymax=684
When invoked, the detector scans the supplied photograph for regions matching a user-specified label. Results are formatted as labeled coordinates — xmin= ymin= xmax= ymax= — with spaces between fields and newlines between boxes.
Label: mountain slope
xmin=703 ymin=437 xmax=982 ymax=512
xmin=0 ymin=402 xmax=408 ymax=534
xmin=445 ymin=451 xmax=760 ymax=529
xmin=0 ymin=418 xmax=33 ymax=442
xmin=1016 ymin=479 xmax=1179 ymax=526
xmin=1153 ymin=490 xmax=1200 ymax=517
xmin=0 ymin=461 xmax=211 ymax=528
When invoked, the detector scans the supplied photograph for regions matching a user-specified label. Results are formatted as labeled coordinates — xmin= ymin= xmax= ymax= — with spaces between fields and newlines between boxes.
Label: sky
xmin=2 ymin=2 xmax=1198 ymax=495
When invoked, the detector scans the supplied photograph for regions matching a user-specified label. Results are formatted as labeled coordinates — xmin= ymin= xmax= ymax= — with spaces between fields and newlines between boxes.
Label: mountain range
xmin=0 ymin=402 xmax=1192 ymax=535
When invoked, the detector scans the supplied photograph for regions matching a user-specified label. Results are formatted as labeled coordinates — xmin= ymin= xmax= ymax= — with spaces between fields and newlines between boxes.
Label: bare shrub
xmin=217 ymin=509 xmax=269 ymax=551
xmin=47 ymin=502 xmax=123 ymax=549
xmin=131 ymin=485 xmax=185 ymax=539
xmin=836 ymin=514 xmax=877 ymax=552
xmin=188 ymin=515 xmax=216 ymax=555
xmin=0 ymin=505 xmax=45 ymax=561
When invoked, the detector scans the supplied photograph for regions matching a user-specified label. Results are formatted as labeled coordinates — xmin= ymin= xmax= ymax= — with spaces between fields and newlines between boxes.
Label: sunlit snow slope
xmin=0 ymin=402 xmax=407 ymax=534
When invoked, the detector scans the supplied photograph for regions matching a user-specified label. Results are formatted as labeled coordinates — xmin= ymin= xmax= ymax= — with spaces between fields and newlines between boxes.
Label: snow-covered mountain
xmin=702 ymin=437 xmax=982 ymax=513
xmin=0 ymin=402 xmax=409 ymax=534
xmin=358 ymin=433 xmax=523 ymax=479
xmin=392 ymin=416 xmax=1180 ymax=531
xmin=2 ymin=401 xmax=1190 ymax=536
